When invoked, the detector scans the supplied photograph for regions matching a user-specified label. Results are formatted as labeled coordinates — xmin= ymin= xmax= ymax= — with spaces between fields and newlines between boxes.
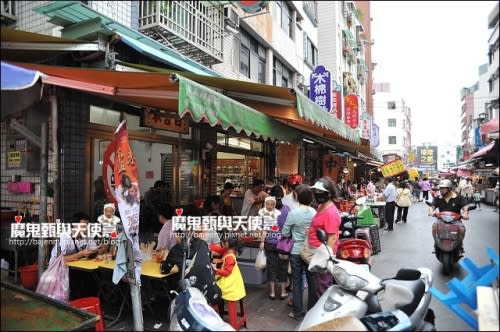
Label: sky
xmin=370 ymin=1 xmax=497 ymax=147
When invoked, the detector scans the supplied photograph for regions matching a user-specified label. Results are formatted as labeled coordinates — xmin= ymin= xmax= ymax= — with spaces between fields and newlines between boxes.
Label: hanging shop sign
xmin=371 ymin=123 xmax=380 ymax=148
xmin=332 ymin=80 xmax=342 ymax=119
xmin=310 ymin=65 xmax=332 ymax=113
xmin=140 ymin=109 xmax=189 ymax=134
xmin=344 ymin=94 xmax=359 ymax=129
xmin=359 ymin=112 xmax=372 ymax=140
xmin=380 ymin=159 xmax=406 ymax=178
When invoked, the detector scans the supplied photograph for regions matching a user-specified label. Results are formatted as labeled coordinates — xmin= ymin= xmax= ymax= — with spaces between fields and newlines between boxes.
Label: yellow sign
xmin=8 ymin=151 xmax=21 ymax=168
xmin=408 ymin=168 xmax=419 ymax=180
xmin=380 ymin=159 xmax=406 ymax=178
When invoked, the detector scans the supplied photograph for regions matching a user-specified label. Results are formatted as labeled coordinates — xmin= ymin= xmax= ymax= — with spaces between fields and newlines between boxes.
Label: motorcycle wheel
xmin=442 ymin=253 xmax=453 ymax=275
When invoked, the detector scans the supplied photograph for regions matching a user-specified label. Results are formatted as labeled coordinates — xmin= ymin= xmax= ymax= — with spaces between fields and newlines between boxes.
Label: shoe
xmin=288 ymin=312 xmax=305 ymax=321
xmin=280 ymin=293 xmax=289 ymax=300
xmin=384 ymin=228 xmax=393 ymax=231
xmin=268 ymin=294 xmax=276 ymax=300
xmin=403 ymin=220 xmax=407 ymax=223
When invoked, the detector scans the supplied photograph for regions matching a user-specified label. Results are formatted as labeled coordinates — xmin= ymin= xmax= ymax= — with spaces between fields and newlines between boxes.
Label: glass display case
xmin=216 ymin=152 xmax=262 ymax=195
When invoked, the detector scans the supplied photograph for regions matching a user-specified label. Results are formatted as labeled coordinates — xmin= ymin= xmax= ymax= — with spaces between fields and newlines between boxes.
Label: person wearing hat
xmin=97 ymin=203 xmax=121 ymax=226
xmin=307 ymin=176 xmax=341 ymax=308
xmin=282 ymin=174 xmax=303 ymax=211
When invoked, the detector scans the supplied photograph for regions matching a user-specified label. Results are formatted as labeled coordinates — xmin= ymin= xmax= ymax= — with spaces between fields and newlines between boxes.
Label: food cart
xmin=1 ymin=281 xmax=98 ymax=331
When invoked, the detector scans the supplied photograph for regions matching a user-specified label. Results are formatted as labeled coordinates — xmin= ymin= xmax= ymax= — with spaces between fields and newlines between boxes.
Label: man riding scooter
xmin=427 ymin=179 xmax=469 ymax=257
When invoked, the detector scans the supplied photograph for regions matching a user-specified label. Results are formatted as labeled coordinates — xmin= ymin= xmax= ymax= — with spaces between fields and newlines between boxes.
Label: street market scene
xmin=1 ymin=1 xmax=499 ymax=331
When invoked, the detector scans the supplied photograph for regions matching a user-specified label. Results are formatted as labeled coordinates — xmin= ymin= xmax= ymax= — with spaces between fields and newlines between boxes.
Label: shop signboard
xmin=359 ymin=112 xmax=372 ymax=139
xmin=344 ymin=94 xmax=359 ymax=129
xmin=140 ymin=109 xmax=189 ymax=133
xmin=380 ymin=159 xmax=406 ymax=178
xmin=371 ymin=123 xmax=380 ymax=147
xmin=332 ymin=80 xmax=342 ymax=119
xmin=416 ymin=146 xmax=438 ymax=171
xmin=309 ymin=65 xmax=331 ymax=113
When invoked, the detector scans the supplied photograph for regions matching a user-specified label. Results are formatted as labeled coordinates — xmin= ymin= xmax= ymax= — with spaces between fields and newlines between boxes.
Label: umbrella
xmin=1 ymin=61 xmax=44 ymax=119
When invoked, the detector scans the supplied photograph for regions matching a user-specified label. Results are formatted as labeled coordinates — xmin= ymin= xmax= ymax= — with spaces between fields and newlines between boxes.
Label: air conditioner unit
xmin=224 ymin=6 xmax=240 ymax=29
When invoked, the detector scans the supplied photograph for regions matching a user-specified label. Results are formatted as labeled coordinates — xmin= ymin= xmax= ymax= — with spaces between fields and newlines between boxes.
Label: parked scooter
xmin=425 ymin=201 xmax=476 ymax=275
xmin=168 ymin=236 xmax=234 ymax=331
xmin=297 ymin=229 xmax=436 ymax=331
xmin=337 ymin=202 xmax=372 ymax=266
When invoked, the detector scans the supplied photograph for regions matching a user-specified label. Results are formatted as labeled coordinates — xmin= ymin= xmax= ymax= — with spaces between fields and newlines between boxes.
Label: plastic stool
xmin=216 ymin=298 xmax=247 ymax=331
xmin=70 ymin=297 xmax=105 ymax=331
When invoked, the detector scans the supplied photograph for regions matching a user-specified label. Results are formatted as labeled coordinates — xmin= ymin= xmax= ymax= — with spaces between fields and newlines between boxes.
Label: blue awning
xmin=1 ymin=61 xmax=43 ymax=90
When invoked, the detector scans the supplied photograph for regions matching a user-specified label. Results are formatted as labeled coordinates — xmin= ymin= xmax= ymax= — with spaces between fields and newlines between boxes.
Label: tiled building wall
xmin=89 ymin=0 xmax=133 ymax=28
xmin=15 ymin=1 xmax=57 ymax=35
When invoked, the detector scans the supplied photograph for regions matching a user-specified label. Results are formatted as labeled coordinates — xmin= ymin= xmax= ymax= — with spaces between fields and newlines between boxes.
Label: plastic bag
xmin=36 ymin=254 xmax=70 ymax=302
xmin=255 ymin=249 xmax=267 ymax=270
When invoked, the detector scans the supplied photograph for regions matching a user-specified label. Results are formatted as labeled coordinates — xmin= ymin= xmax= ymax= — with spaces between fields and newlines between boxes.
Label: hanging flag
xmin=113 ymin=120 xmax=142 ymax=285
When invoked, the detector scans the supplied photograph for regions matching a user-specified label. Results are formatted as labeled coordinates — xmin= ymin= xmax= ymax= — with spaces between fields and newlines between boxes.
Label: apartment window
xmin=388 ymin=119 xmax=396 ymax=127
xmin=273 ymin=1 xmax=293 ymax=38
xmin=388 ymin=136 xmax=397 ymax=144
xmin=238 ymin=30 xmax=266 ymax=82
xmin=304 ymin=34 xmax=318 ymax=68
xmin=273 ymin=58 xmax=292 ymax=88
xmin=303 ymin=1 xmax=318 ymax=26
xmin=387 ymin=101 xmax=396 ymax=109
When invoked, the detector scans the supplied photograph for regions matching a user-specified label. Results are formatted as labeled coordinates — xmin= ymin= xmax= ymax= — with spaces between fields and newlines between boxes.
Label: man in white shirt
xmin=49 ymin=212 xmax=105 ymax=265
xmin=241 ymin=179 xmax=268 ymax=217
xmin=382 ymin=177 xmax=397 ymax=231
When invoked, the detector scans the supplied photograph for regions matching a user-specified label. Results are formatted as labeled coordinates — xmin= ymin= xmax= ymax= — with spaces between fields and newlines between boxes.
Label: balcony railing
xmin=1 ymin=0 xmax=17 ymax=24
xmin=138 ymin=1 xmax=224 ymax=66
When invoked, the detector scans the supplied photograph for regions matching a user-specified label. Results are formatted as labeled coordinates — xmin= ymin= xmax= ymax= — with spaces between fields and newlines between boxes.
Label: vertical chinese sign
xmin=332 ymin=80 xmax=342 ymax=119
xmin=113 ymin=120 xmax=142 ymax=285
xmin=310 ymin=65 xmax=331 ymax=113
xmin=371 ymin=123 xmax=380 ymax=148
xmin=359 ymin=112 xmax=372 ymax=140
xmin=344 ymin=94 xmax=359 ymax=129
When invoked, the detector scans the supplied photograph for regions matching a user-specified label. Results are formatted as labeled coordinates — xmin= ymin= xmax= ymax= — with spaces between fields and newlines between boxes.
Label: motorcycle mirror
xmin=355 ymin=196 xmax=367 ymax=205
xmin=316 ymin=228 xmax=327 ymax=243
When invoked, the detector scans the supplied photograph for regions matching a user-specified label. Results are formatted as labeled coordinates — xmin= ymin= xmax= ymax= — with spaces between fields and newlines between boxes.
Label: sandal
xmin=280 ymin=293 xmax=289 ymax=300
xmin=268 ymin=294 xmax=276 ymax=300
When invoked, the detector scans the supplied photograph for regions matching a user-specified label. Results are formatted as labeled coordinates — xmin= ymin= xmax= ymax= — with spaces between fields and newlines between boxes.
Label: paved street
xmin=106 ymin=201 xmax=499 ymax=331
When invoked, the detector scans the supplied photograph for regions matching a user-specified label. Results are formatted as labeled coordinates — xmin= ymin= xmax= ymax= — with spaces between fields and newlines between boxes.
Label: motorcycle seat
xmin=381 ymin=279 xmax=425 ymax=317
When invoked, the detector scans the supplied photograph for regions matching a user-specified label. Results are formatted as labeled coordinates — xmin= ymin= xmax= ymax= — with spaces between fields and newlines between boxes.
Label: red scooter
xmin=336 ymin=203 xmax=372 ymax=267
xmin=426 ymin=201 xmax=476 ymax=275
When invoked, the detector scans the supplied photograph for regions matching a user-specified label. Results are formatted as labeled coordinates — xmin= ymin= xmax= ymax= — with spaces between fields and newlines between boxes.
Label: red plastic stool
xmin=218 ymin=298 xmax=247 ymax=331
xmin=70 ymin=297 xmax=105 ymax=331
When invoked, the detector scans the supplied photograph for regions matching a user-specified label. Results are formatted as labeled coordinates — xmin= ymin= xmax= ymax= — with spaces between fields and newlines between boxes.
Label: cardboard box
xmin=239 ymin=260 xmax=267 ymax=286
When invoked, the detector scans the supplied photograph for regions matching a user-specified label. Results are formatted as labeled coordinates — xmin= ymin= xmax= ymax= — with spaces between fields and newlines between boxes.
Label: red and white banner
xmin=113 ymin=120 xmax=142 ymax=284
xmin=344 ymin=94 xmax=359 ymax=129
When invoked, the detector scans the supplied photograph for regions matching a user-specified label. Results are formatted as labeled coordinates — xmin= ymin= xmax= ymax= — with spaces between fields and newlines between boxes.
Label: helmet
xmin=288 ymin=174 xmax=303 ymax=187
xmin=438 ymin=179 xmax=453 ymax=189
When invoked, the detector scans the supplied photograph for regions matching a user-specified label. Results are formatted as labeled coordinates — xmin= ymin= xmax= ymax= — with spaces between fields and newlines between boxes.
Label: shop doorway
xmin=216 ymin=152 xmax=262 ymax=196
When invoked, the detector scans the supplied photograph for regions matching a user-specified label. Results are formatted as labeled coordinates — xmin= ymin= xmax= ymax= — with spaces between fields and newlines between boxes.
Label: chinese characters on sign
xmin=416 ymin=146 xmax=437 ymax=171
xmin=359 ymin=112 xmax=372 ymax=140
xmin=172 ymin=215 xmax=277 ymax=234
xmin=344 ymin=94 xmax=359 ymax=129
xmin=310 ymin=65 xmax=331 ymax=112
xmin=380 ymin=159 xmax=406 ymax=178
xmin=332 ymin=80 xmax=342 ymax=119
xmin=371 ymin=123 xmax=380 ymax=147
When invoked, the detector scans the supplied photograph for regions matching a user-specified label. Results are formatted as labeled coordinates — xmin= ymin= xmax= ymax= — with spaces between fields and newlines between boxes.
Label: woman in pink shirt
xmin=307 ymin=177 xmax=341 ymax=308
